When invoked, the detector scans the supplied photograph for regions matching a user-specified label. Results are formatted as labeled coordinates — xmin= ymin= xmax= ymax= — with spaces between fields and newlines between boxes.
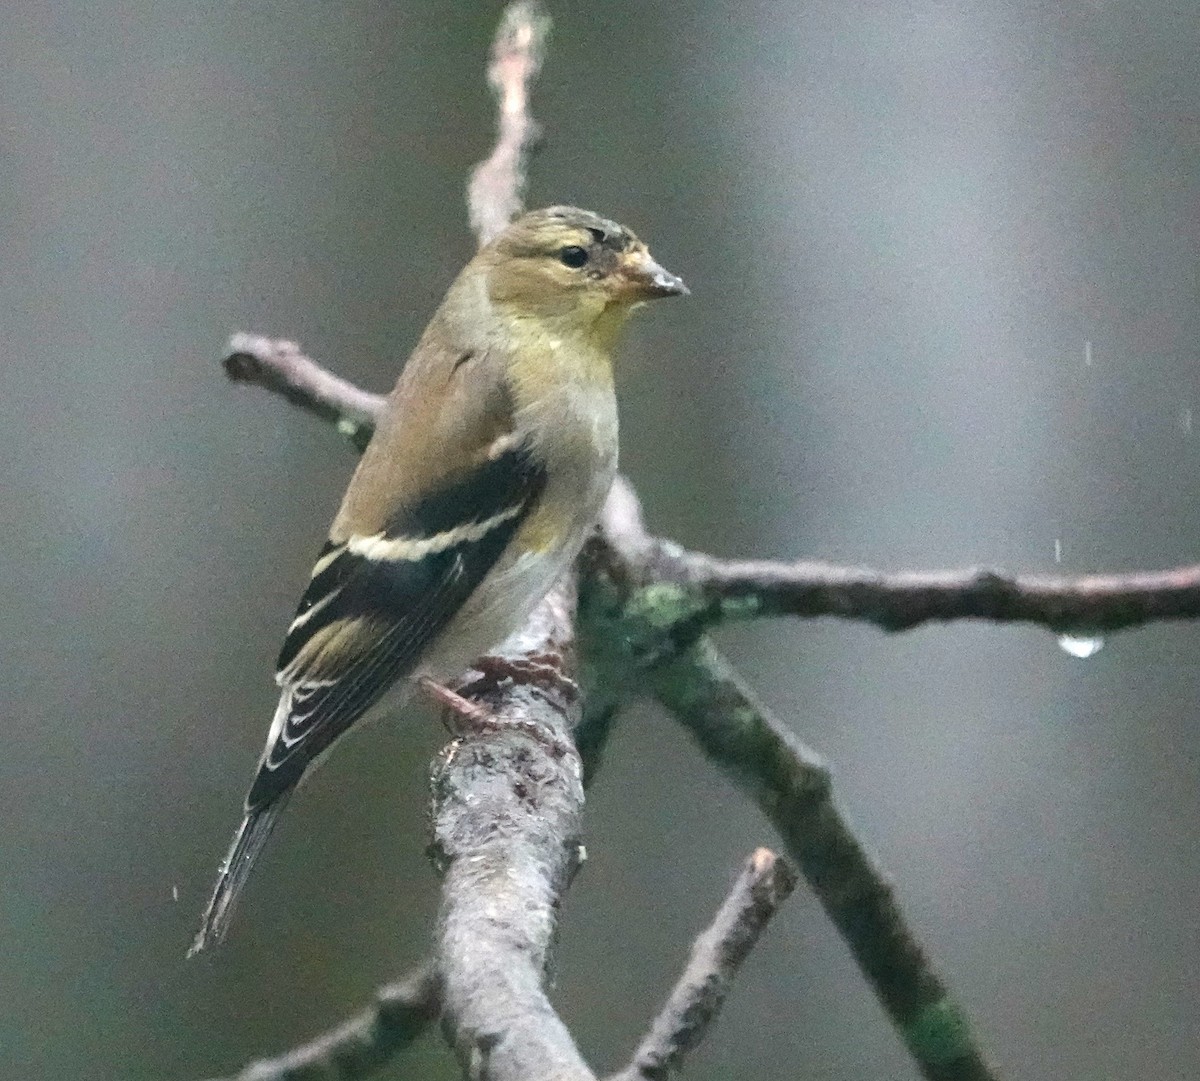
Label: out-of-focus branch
xmin=207 ymin=964 xmax=440 ymax=1081
xmin=223 ymin=333 xmax=384 ymax=451
xmin=468 ymin=1 xmax=550 ymax=247
xmin=591 ymin=476 xmax=1200 ymax=638
xmin=607 ymin=849 xmax=797 ymax=1081
xmin=649 ymin=642 xmax=996 ymax=1081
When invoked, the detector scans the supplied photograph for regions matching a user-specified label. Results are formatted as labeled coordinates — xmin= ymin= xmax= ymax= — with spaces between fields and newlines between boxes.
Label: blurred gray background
xmin=2 ymin=1 xmax=1198 ymax=1078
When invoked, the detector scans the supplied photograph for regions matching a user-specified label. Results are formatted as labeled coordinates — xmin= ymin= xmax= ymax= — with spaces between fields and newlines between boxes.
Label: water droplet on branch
xmin=1057 ymin=634 xmax=1104 ymax=659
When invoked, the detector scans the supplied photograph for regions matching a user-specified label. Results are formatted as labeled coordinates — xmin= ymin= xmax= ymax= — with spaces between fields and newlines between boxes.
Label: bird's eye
xmin=558 ymin=245 xmax=590 ymax=268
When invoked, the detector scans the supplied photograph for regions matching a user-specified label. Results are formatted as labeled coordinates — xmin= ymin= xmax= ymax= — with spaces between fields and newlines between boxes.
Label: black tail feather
xmin=188 ymin=798 xmax=288 ymax=957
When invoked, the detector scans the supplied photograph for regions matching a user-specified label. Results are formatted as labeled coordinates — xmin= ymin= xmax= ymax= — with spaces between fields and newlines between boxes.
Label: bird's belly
xmin=418 ymin=461 xmax=614 ymax=684
xmin=417 ymin=548 xmax=563 ymax=685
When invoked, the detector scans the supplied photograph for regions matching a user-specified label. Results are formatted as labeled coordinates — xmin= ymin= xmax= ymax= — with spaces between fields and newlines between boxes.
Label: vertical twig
xmin=468 ymin=1 xmax=551 ymax=246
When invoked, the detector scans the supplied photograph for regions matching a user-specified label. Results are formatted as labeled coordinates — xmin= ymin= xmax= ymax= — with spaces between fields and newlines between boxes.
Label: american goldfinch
xmin=190 ymin=206 xmax=686 ymax=955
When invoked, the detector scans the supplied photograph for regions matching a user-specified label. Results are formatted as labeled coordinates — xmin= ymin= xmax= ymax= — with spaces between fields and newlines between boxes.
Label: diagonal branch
xmin=207 ymin=965 xmax=441 ymax=1081
xmin=583 ymin=484 xmax=1001 ymax=1081
xmin=223 ymin=333 xmax=384 ymax=451
xmin=648 ymin=641 xmax=998 ymax=1081
xmin=607 ymin=848 xmax=797 ymax=1081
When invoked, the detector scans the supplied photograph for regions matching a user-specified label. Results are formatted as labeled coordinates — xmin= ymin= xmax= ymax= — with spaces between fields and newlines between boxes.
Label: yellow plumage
xmin=190 ymin=206 xmax=685 ymax=955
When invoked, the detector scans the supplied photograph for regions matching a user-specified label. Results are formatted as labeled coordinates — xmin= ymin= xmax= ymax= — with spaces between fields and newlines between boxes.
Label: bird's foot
xmin=417 ymin=674 xmax=574 ymax=760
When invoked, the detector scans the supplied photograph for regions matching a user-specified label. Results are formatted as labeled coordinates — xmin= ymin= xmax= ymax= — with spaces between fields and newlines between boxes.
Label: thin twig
xmin=649 ymin=642 xmax=998 ymax=1081
xmin=207 ymin=964 xmax=441 ymax=1081
xmin=635 ymin=544 xmax=1200 ymax=635
xmin=608 ymin=849 xmax=798 ymax=1081
xmin=223 ymin=333 xmax=384 ymax=450
xmin=468 ymin=1 xmax=550 ymax=247
xmin=591 ymin=475 xmax=1200 ymax=639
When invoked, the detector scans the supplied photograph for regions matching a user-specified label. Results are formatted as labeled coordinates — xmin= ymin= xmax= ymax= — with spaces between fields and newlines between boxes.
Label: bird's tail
xmin=188 ymin=797 xmax=289 ymax=957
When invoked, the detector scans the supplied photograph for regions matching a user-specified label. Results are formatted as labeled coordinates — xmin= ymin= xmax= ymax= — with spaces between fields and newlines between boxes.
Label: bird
xmin=189 ymin=206 xmax=686 ymax=955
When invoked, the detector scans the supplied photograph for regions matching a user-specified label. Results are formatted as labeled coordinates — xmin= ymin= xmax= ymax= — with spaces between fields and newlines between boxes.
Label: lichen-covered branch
xmin=649 ymin=642 xmax=997 ymax=1081
xmin=432 ymin=584 xmax=596 ymax=1081
xmin=582 ymin=484 xmax=1001 ymax=1080
xmin=607 ymin=849 xmax=797 ymax=1081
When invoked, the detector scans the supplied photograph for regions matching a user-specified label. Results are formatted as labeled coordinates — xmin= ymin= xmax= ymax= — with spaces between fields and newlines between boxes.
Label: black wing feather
xmin=249 ymin=442 xmax=546 ymax=808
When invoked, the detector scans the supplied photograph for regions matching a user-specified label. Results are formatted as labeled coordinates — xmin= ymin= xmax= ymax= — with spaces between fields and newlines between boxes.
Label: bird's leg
xmin=417 ymin=674 xmax=575 ymax=760
xmin=417 ymin=675 xmax=493 ymax=729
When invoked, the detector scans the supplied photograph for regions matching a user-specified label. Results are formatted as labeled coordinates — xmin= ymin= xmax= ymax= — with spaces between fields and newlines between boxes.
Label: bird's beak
xmin=613 ymin=248 xmax=689 ymax=300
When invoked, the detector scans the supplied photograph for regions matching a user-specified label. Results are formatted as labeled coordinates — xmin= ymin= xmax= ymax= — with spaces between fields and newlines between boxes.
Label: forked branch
xmin=189 ymin=0 xmax=1200 ymax=1078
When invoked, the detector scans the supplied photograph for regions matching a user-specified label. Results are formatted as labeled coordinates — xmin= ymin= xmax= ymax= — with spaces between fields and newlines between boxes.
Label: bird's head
xmin=479 ymin=206 xmax=687 ymax=330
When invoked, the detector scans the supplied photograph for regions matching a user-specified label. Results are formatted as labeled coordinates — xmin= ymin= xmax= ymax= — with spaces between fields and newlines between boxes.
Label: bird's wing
xmin=246 ymin=344 xmax=545 ymax=809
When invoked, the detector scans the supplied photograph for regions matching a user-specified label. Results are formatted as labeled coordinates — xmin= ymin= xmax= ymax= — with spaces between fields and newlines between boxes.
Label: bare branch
xmin=608 ymin=849 xmax=798 ymax=1081
xmin=206 ymin=964 xmax=440 ymax=1081
xmin=223 ymin=333 xmax=384 ymax=451
xmin=203 ymin=0 xmax=1023 ymax=1074
xmin=649 ymin=642 xmax=999 ymax=1081
xmin=596 ymin=476 xmax=1200 ymax=637
xmin=468 ymin=1 xmax=550 ymax=247
xmin=582 ymin=485 xmax=1001 ymax=1080
xmin=432 ymin=583 xmax=597 ymax=1081
xmin=659 ymin=552 xmax=1200 ymax=635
